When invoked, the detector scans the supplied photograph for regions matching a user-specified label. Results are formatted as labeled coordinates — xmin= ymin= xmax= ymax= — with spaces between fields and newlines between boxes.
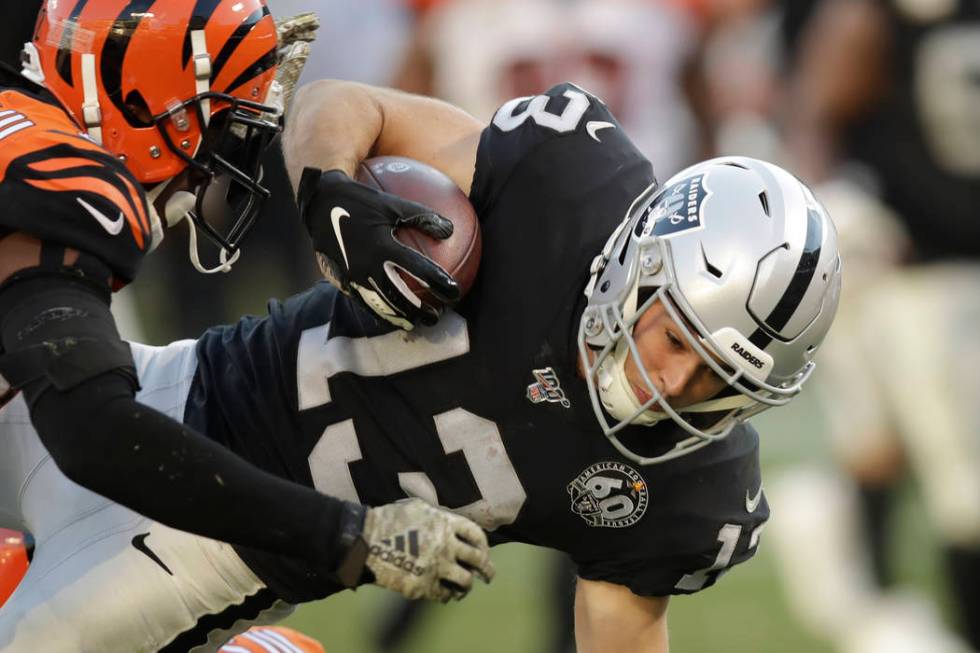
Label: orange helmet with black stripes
xmin=26 ymin=0 xmax=281 ymax=259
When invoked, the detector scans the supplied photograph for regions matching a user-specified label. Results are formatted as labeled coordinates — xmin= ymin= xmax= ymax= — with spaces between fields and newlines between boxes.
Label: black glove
xmin=297 ymin=167 xmax=460 ymax=329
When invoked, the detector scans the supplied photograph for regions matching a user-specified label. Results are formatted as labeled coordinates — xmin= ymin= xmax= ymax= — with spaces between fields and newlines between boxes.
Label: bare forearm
xmin=283 ymin=80 xmax=383 ymax=187
xmin=282 ymin=79 xmax=483 ymax=195
xmin=575 ymin=578 xmax=670 ymax=652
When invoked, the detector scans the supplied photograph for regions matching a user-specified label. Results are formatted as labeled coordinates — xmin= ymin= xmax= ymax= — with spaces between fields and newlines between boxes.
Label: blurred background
xmin=5 ymin=0 xmax=980 ymax=651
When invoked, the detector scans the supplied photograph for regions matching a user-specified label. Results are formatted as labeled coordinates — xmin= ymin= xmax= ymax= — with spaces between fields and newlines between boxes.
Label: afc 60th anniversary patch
xmin=567 ymin=461 xmax=649 ymax=528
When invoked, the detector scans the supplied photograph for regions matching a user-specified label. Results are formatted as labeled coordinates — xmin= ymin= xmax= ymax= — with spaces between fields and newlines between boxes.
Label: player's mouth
xmin=631 ymin=382 xmax=655 ymax=407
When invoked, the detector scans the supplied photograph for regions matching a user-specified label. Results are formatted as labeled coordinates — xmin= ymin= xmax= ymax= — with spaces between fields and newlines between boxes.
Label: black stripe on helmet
xmin=182 ymin=0 xmax=222 ymax=68
xmin=210 ymin=5 xmax=270 ymax=86
xmin=750 ymin=206 xmax=824 ymax=348
xmin=222 ymin=45 xmax=277 ymax=95
xmin=55 ymin=0 xmax=91 ymax=86
xmin=100 ymin=0 xmax=155 ymax=127
xmin=748 ymin=327 xmax=772 ymax=350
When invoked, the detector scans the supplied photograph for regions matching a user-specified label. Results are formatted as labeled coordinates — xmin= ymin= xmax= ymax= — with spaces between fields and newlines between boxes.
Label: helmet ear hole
xmin=124 ymin=90 xmax=153 ymax=126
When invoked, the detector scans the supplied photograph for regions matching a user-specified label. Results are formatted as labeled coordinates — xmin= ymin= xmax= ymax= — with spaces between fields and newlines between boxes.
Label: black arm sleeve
xmin=0 ymin=273 xmax=363 ymax=582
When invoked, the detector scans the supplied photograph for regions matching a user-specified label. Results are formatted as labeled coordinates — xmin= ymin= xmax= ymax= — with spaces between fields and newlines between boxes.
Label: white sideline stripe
xmin=242 ymin=631 xmax=287 ymax=653
xmin=297 ymin=311 xmax=470 ymax=410
xmin=0 ymin=120 xmax=33 ymax=140
xmin=0 ymin=113 xmax=26 ymax=128
xmin=251 ymin=629 xmax=306 ymax=653
xmin=0 ymin=109 xmax=15 ymax=117
xmin=219 ymin=646 xmax=251 ymax=653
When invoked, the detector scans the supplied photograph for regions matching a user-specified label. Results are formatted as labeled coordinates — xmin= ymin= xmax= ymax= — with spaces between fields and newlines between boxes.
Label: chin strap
xmin=145 ymin=183 xmax=239 ymax=274
xmin=183 ymin=212 xmax=241 ymax=274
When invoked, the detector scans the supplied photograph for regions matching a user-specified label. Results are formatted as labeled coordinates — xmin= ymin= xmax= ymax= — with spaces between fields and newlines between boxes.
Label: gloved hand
xmin=297 ymin=167 xmax=460 ymax=330
xmin=363 ymin=499 xmax=494 ymax=602
xmin=273 ymin=12 xmax=320 ymax=114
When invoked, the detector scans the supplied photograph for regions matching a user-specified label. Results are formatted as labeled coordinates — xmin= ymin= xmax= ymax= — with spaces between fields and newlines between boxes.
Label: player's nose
xmin=660 ymin=354 xmax=700 ymax=399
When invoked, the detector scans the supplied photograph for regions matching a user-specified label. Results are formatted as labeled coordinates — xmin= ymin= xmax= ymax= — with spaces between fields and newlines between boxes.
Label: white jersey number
xmin=492 ymin=88 xmax=591 ymax=134
xmin=298 ymin=313 xmax=527 ymax=531
xmin=675 ymin=522 xmax=766 ymax=591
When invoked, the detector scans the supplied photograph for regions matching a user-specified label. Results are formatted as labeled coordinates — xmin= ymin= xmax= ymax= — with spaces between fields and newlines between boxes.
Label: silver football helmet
xmin=578 ymin=156 xmax=842 ymax=464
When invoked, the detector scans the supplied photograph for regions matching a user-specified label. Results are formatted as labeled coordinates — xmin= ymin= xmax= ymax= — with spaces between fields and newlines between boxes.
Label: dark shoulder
xmin=470 ymin=83 xmax=646 ymax=217
xmin=573 ymin=424 xmax=769 ymax=597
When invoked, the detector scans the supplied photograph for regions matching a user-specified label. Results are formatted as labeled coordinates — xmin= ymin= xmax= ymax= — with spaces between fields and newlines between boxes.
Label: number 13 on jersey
xmin=297 ymin=313 xmax=527 ymax=530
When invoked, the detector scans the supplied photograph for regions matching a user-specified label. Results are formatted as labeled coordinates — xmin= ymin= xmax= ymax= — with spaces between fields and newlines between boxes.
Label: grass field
xmin=284 ymin=396 xmax=952 ymax=653
xmin=284 ymin=542 xmax=835 ymax=653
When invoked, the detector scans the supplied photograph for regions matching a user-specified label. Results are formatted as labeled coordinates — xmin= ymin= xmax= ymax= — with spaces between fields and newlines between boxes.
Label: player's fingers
xmin=431 ymin=580 xmax=455 ymax=603
xmin=373 ymin=271 xmax=439 ymax=327
xmin=390 ymin=247 xmax=460 ymax=304
xmin=451 ymin=521 xmax=494 ymax=583
xmin=438 ymin=562 xmax=475 ymax=599
xmin=351 ymin=279 xmax=417 ymax=330
xmin=452 ymin=517 xmax=490 ymax=551
xmin=399 ymin=211 xmax=454 ymax=240
xmin=452 ymin=538 xmax=495 ymax=585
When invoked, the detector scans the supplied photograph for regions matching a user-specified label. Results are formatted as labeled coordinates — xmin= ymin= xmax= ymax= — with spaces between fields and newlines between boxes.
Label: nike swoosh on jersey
xmin=131 ymin=532 xmax=174 ymax=576
xmin=77 ymin=197 xmax=124 ymax=235
xmin=586 ymin=121 xmax=616 ymax=142
xmin=745 ymin=484 xmax=764 ymax=513
xmin=331 ymin=206 xmax=351 ymax=269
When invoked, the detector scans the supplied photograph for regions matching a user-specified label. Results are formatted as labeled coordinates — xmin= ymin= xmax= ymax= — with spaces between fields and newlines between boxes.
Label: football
xmin=354 ymin=156 xmax=482 ymax=307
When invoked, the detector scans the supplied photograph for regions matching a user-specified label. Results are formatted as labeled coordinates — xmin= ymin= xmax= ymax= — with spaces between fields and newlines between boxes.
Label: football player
xmin=0 ymin=76 xmax=841 ymax=651
xmin=0 ymin=0 xmax=493 ymax=635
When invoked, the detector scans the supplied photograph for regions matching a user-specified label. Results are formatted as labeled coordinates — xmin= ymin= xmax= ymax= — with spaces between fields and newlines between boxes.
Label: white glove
xmin=363 ymin=499 xmax=495 ymax=602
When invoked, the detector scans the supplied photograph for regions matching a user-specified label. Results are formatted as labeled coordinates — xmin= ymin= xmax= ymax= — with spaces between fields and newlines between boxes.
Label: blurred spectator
xmin=769 ymin=0 xmax=980 ymax=650
xmin=271 ymin=0 xmax=413 ymax=86
xmin=393 ymin=0 xmax=701 ymax=174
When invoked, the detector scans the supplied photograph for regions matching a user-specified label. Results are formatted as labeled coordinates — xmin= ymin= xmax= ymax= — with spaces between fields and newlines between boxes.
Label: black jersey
xmin=0 ymin=64 xmax=152 ymax=284
xmin=188 ymin=84 xmax=769 ymax=603
xmin=846 ymin=0 xmax=980 ymax=260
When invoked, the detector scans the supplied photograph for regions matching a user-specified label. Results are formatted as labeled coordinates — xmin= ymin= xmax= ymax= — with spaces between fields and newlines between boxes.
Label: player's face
xmin=625 ymin=301 xmax=727 ymax=410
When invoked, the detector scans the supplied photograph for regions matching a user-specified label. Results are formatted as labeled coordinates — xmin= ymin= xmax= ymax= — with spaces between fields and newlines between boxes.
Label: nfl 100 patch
xmin=567 ymin=461 xmax=649 ymax=528
xmin=526 ymin=367 xmax=570 ymax=408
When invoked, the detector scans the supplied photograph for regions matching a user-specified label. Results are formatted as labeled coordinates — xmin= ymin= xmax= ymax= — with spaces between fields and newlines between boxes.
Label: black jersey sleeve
xmin=571 ymin=426 xmax=769 ymax=597
xmin=469 ymin=82 xmax=628 ymax=218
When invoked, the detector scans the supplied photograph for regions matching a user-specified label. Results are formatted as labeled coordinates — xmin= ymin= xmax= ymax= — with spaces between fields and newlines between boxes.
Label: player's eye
xmin=666 ymin=329 xmax=685 ymax=351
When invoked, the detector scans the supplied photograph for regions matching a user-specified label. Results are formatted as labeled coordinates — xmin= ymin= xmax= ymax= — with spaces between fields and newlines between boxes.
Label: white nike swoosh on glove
xmin=331 ymin=206 xmax=351 ymax=268
xmin=586 ymin=121 xmax=616 ymax=142
xmin=77 ymin=197 xmax=124 ymax=235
